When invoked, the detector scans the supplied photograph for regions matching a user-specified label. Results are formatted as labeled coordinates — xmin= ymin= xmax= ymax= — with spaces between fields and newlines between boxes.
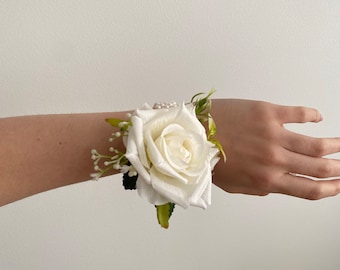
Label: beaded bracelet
xmin=91 ymin=90 xmax=225 ymax=228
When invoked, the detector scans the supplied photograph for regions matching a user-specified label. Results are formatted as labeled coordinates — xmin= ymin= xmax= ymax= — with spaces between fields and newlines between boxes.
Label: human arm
xmin=2 ymin=99 xmax=340 ymax=207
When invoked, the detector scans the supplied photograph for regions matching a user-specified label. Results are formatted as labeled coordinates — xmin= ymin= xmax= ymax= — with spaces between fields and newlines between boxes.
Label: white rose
xmin=125 ymin=102 xmax=220 ymax=209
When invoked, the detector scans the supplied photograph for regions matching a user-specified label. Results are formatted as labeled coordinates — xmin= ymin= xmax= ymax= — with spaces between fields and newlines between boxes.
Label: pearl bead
xmin=152 ymin=101 xmax=178 ymax=109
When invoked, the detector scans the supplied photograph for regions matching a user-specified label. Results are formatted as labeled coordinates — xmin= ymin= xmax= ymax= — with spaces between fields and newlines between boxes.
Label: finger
xmin=281 ymin=130 xmax=340 ymax=157
xmin=274 ymin=173 xmax=340 ymax=200
xmin=285 ymin=151 xmax=340 ymax=179
xmin=274 ymin=104 xmax=322 ymax=124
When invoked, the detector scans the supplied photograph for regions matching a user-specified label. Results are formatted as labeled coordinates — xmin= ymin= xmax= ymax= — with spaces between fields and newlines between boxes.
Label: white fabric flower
xmin=125 ymin=102 xmax=220 ymax=209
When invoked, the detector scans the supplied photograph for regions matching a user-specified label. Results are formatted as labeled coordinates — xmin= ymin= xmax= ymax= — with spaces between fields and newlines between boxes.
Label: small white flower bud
xmin=90 ymin=173 xmax=100 ymax=180
xmin=128 ymin=170 xmax=137 ymax=177
xmin=113 ymin=163 xmax=121 ymax=170
xmin=118 ymin=121 xmax=128 ymax=128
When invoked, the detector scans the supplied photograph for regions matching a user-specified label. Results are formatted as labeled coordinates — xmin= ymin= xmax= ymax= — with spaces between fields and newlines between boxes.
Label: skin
xmin=212 ymin=99 xmax=340 ymax=199
xmin=1 ymin=99 xmax=340 ymax=206
xmin=0 ymin=112 xmax=127 ymax=206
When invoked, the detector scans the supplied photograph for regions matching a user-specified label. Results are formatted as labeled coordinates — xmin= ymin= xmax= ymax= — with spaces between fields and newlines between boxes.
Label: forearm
xmin=0 ymin=112 xmax=128 ymax=206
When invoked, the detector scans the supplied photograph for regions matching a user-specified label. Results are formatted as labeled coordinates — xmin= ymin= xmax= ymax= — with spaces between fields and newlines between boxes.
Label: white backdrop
xmin=1 ymin=1 xmax=340 ymax=269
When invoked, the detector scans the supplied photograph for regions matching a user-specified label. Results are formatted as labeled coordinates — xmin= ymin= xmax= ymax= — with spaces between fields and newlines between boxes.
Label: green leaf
xmin=191 ymin=89 xmax=216 ymax=122
xmin=191 ymin=89 xmax=215 ymax=104
xmin=156 ymin=203 xmax=175 ymax=229
xmin=210 ymin=138 xmax=227 ymax=162
xmin=208 ymin=114 xmax=216 ymax=139
xmin=105 ymin=118 xmax=124 ymax=128
xmin=190 ymin=92 xmax=205 ymax=103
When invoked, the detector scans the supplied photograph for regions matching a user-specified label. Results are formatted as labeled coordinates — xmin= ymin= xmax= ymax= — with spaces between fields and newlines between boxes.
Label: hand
xmin=211 ymin=99 xmax=340 ymax=200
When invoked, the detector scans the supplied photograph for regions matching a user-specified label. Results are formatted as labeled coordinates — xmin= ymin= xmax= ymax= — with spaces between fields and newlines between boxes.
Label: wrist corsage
xmin=91 ymin=90 xmax=225 ymax=229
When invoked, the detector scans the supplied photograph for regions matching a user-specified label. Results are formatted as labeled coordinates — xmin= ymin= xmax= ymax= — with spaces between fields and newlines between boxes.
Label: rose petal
xmin=193 ymin=180 xmax=212 ymax=209
xmin=174 ymin=103 xmax=206 ymax=137
xmin=150 ymin=167 xmax=190 ymax=208
xmin=188 ymin=165 xmax=212 ymax=209
xmin=147 ymin=138 xmax=188 ymax=184
xmin=135 ymin=106 xmax=161 ymax=122
xmin=156 ymin=125 xmax=193 ymax=172
xmin=157 ymin=124 xmax=192 ymax=168
xmin=128 ymin=117 xmax=149 ymax=169
xmin=136 ymin=175 xmax=169 ymax=205
xmin=125 ymin=152 xmax=151 ymax=183
xmin=145 ymin=127 xmax=190 ymax=184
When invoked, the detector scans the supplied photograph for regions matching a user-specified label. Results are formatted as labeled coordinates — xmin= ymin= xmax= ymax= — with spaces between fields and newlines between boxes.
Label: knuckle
xmin=306 ymin=186 xmax=324 ymax=200
xmin=295 ymin=106 xmax=309 ymax=121
xmin=312 ymin=139 xmax=327 ymax=156
xmin=315 ymin=162 xmax=333 ymax=178
xmin=261 ymin=146 xmax=284 ymax=166
xmin=253 ymin=172 xmax=275 ymax=192
xmin=262 ymin=126 xmax=278 ymax=141
xmin=250 ymin=101 xmax=273 ymax=122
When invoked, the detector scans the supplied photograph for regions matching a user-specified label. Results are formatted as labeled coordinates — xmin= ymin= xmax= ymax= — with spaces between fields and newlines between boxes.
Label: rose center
xmin=166 ymin=138 xmax=192 ymax=165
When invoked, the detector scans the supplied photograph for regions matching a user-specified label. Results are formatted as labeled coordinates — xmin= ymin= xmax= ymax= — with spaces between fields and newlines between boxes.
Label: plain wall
xmin=1 ymin=1 xmax=340 ymax=269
